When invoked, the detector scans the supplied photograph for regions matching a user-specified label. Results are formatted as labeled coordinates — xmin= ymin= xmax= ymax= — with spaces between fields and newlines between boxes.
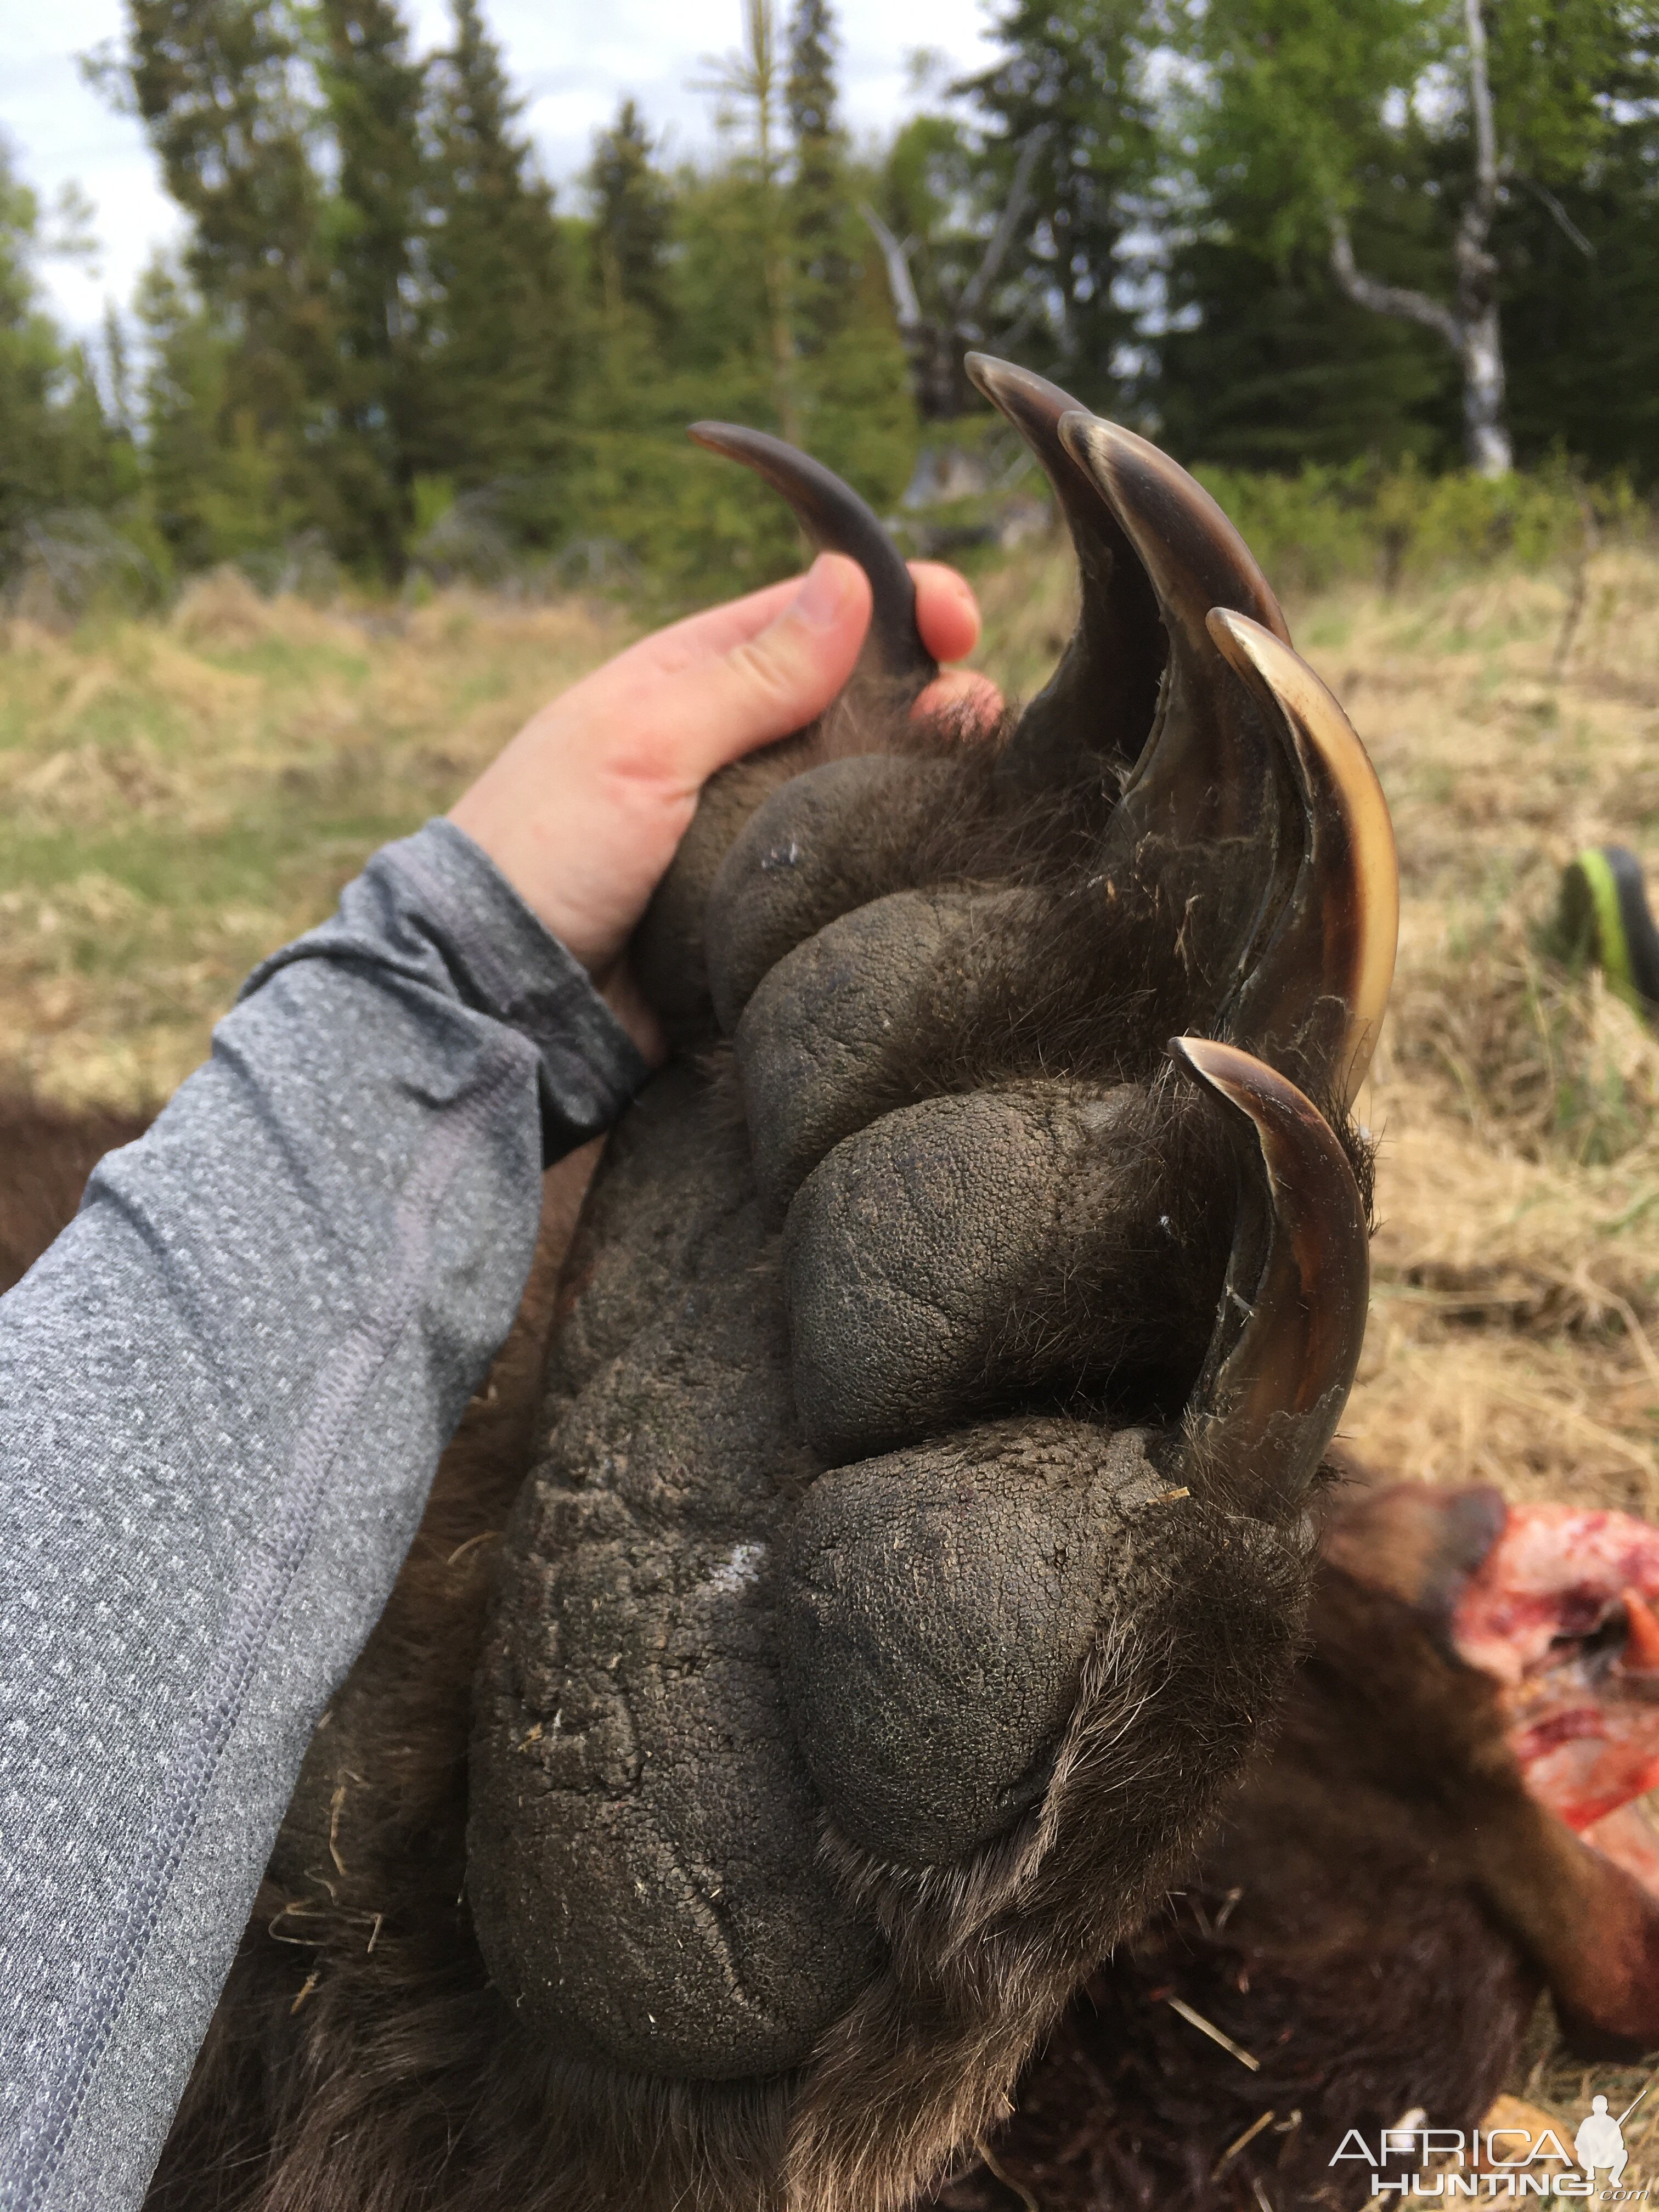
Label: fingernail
xmin=792 ymin=554 xmax=849 ymax=631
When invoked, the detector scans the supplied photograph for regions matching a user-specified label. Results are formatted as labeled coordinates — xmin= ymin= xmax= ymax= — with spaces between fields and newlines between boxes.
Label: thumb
xmin=687 ymin=552 xmax=873 ymax=781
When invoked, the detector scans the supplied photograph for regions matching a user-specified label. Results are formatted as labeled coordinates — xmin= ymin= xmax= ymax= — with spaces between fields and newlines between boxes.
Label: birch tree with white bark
xmin=1179 ymin=0 xmax=1650 ymax=478
xmin=1327 ymin=0 xmax=1510 ymax=473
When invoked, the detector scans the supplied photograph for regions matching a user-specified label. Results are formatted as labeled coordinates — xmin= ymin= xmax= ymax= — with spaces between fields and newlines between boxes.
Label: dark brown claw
xmin=1171 ymin=1038 xmax=1370 ymax=1519
xmin=638 ymin=426 xmax=941 ymax=1039
xmin=964 ymin=353 xmax=1164 ymax=789
xmin=1060 ymin=415 xmax=1289 ymax=650
xmin=956 ymin=412 xmax=1289 ymax=1022
xmin=688 ymin=422 xmax=937 ymax=699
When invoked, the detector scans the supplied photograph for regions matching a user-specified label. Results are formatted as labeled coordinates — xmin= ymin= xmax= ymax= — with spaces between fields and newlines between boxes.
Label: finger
xmin=910 ymin=561 xmax=981 ymax=662
xmin=913 ymin=667 xmax=1002 ymax=729
xmin=673 ymin=552 xmax=873 ymax=785
xmin=629 ymin=573 xmax=807 ymax=673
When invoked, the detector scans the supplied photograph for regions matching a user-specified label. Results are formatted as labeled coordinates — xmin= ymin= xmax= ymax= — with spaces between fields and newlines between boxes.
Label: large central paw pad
xmin=466 ymin=360 xmax=1396 ymax=2211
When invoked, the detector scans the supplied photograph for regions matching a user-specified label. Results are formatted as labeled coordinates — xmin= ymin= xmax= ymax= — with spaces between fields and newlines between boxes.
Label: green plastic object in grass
xmin=1554 ymin=845 xmax=1659 ymax=1015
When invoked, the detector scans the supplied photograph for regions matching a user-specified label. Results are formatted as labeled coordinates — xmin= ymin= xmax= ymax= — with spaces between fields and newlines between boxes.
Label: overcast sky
xmin=1 ymin=0 xmax=998 ymax=335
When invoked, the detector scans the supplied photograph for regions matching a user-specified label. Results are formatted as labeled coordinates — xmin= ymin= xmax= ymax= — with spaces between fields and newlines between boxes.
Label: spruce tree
xmin=420 ymin=0 xmax=573 ymax=514
xmin=962 ymin=0 xmax=1156 ymax=410
xmin=1498 ymin=129 xmax=1659 ymax=482
xmin=589 ymin=98 xmax=674 ymax=340
xmin=136 ymin=255 xmax=304 ymax=568
xmin=317 ymin=0 xmax=428 ymax=574
xmin=1155 ymin=222 xmax=1459 ymax=470
xmin=125 ymin=0 xmax=330 ymax=519
xmin=698 ymin=0 xmax=800 ymax=439
xmin=0 ymin=145 xmax=125 ymax=544
xmin=786 ymin=0 xmax=852 ymax=351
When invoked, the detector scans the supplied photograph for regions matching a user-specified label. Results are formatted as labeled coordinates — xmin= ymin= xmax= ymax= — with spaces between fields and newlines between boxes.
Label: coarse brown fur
xmin=928 ymin=1475 xmax=1659 ymax=2212
xmin=926 ymin=1521 xmax=1537 ymax=2210
xmin=0 ymin=1093 xmax=150 ymax=1294
xmin=5 ymin=1104 xmax=1609 ymax=2212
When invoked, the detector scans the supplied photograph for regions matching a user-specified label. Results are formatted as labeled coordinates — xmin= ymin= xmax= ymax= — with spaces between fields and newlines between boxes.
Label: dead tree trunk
xmin=860 ymin=124 xmax=1052 ymax=422
xmin=1328 ymin=0 xmax=1511 ymax=477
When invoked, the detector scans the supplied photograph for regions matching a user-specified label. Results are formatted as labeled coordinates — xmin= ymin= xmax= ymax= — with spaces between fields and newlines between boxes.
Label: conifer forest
xmin=7 ymin=0 xmax=1659 ymax=607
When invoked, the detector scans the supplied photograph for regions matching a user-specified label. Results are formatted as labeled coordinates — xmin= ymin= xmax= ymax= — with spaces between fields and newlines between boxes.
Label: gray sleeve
xmin=0 ymin=817 xmax=648 ymax=2212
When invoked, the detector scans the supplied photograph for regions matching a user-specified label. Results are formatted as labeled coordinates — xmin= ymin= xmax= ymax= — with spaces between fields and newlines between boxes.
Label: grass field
xmin=8 ymin=541 xmax=1659 ymax=1515
xmin=5 ymin=533 xmax=1659 ymax=2173
xmin=0 ymin=570 xmax=630 ymax=1108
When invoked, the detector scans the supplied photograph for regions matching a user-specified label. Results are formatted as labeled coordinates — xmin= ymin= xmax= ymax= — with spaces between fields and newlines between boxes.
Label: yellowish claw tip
xmin=1167 ymin=1037 xmax=1318 ymax=1153
xmin=1170 ymin=1034 xmax=1366 ymax=1246
xmin=1205 ymin=609 xmax=1400 ymax=1110
xmin=1168 ymin=1033 xmax=1260 ymax=1096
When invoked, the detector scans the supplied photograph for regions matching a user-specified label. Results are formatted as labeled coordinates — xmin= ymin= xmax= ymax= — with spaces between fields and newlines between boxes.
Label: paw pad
xmin=469 ymin=359 xmax=1399 ymax=2212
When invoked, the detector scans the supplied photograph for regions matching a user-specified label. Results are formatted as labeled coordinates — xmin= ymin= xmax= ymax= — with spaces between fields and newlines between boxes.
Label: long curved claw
xmin=1060 ymin=415 xmax=1299 ymax=1014
xmin=1060 ymin=416 xmax=1289 ymax=652
xmin=963 ymin=353 xmax=1164 ymax=789
xmin=1170 ymin=1039 xmax=1370 ymax=1520
xmin=687 ymin=422 xmax=937 ymax=699
xmin=1207 ymin=611 xmax=1399 ymax=1112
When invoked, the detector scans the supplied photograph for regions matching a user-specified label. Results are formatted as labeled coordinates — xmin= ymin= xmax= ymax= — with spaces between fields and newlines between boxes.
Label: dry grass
xmin=1304 ymin=556 xmax=1659 ymax=1524
xmin=0 ymin=569 xmax=628 ymax=1108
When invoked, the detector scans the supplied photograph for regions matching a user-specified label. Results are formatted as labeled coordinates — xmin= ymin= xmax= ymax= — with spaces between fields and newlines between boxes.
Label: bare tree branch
xmin=958 ymin=123 xmax=1054 ymax=324
xmin=1463 ymin=0 xmax=1500 ymax=231
xmin=1327 ymin=216 xmax=1463 ymax=351
xmin=858 ymin=201 xmax=923 ymax=331
xmin=1450 ymin=0 xmax=1511 ymax=473
xmin=862 ymin=121 xmax=1060 ymax=420
xmin=1521 ymin=176 xmax=1596 ymax=259
xmin=1320 ymin=0 xmax=1511 ymax=473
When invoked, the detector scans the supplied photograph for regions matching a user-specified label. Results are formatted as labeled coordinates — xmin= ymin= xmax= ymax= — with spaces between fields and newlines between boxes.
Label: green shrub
xmin=1190 ymin=455 xmax=1644 ymax=597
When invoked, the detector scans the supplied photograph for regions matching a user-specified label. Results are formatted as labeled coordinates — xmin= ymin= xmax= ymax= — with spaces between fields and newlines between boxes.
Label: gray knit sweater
xmin=0 ymin=820 xmax=647 ymax=2212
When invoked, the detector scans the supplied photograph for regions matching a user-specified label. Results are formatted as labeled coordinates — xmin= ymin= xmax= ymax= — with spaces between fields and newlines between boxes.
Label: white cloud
xmin=0 ymin=0 xmax=999 ymax=334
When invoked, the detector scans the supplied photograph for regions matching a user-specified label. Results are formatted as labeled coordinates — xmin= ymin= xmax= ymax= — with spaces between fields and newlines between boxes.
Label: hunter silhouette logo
xmin=1577 ymin=2099 xmax=1629 ymax=2191
xmin=1576 ymin=2092 xmax=1651 ymax=2196
xmin=1331 ymin=2090 xmax=1652 ymax=2198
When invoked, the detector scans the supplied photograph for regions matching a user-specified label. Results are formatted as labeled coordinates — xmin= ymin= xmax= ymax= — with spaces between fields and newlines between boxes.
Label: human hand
xmin=449 ymin=554 xmax=993 ymax=1049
